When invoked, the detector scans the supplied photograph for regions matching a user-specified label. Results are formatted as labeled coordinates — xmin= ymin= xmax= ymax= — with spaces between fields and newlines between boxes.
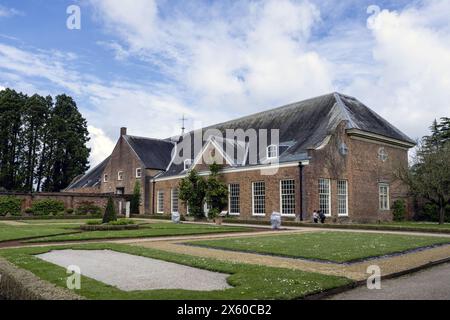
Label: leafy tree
xmin=179 ymin=169 xmax=207 ymax=219
xmin=398 ymin=136 xmax=450 ymax=224
xmin=205 ymin=163 xmax=228 ymax=218
xmin=130 ymin=181 xmax=141 ymax=214
xmin=102 ymin=196 xmax=117 ymax=223
xmin=42 ymin=94 xmax=91 ymax=191
xmin=392 ymin=200 xmax=406 ymax=222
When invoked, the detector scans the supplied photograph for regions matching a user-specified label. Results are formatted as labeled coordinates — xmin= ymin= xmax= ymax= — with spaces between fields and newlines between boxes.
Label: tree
xmin=130 ymin=181 xmax=141 ymax=214
xmin=398 ymin=138 xmax=450 ymax=225
xmin=102 ymin=196 xmax=117 ymax=223
xmin=179 ymin=169 xmax=207 ymax=219
xmin=205 ymin=163 xmax=228 ymax=218
xmin=42 ymin=94 xmax=91 ymax=191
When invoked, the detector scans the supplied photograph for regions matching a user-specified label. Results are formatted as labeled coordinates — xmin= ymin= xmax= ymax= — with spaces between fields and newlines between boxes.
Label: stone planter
xmin=214 ymin=217 xmax=223 ymax=225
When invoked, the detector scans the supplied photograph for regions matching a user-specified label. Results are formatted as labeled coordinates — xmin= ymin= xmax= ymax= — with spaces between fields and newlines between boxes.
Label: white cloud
xmin=87 ymin=126 xmax=116 ymax=166
xmin=0 ymin=5 xmax=23 ymax=18
xmin=343 ymin=0 xmax=450 ymax=140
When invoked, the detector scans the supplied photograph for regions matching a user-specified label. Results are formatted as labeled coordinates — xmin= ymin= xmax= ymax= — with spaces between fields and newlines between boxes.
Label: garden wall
xmin=0 ymin=192 xmax=130 ymax=215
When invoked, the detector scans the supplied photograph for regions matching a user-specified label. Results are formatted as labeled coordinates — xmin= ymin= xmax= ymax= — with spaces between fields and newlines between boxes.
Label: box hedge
xmin=0 ymin=196 xmax=22 ymax=216
xmin=31 ymin=199 xmax=65 ymax=216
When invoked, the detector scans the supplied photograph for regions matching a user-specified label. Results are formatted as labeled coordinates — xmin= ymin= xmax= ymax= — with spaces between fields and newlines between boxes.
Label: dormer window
xmin=267 ymin=145 xmax=278 ymax=159
xmin=117 ymin=171 xmax=124 ymax=181
xmin=103 ymin=174 xmax=109 ymax=183
xmin=136 ymin=168 xmax=142 ymax=178
xmin=184 ymin=159 xmax=192 ymax=171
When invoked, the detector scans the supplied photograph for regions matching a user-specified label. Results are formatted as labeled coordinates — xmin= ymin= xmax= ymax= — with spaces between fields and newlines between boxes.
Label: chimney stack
xmin=120 ymin=127 xmax=127 ymax=136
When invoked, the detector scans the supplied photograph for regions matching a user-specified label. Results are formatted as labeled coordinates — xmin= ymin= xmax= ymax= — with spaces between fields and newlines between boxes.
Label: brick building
xmin=66 ymin=93 xmax=415 ymax=222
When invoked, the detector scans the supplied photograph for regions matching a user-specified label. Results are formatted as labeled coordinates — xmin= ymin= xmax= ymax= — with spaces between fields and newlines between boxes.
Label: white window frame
xmin=157 ymin=190 xmax=164 ymax=214
xmin=171 ymin=188 xmax=179 ymax=214
xmin=117 ymin=171 xmax=124 ymax=181
xmin=379 ymin=183 xmax=390 ymax=211
xmin=136 ymin=168 xmax=142 ymax=178
xmin=266 ymin=145 xmax=278 ymax=159
xmin=252 ymin=181 xmax=266 ymax=216
xmin=228 ymin=183 xmax=240 ymax=216
xmin=319 ymin=178 xmax=331 ymax=217
xmin=337 ymin=180 xmax=349 ymax=216
xmin=280 ymin=179 xmax=296 ymax=217
xmin=103 ymin=174 xmax=108 ymax=183
xmin=184 ymin=159 xmax=192 ymax=171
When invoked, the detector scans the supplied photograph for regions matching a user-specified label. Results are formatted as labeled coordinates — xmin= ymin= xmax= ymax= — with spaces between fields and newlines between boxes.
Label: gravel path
xmin=328 ymin=262 xmax=450 ymax=300
xmin=37 ymin=249 xmax=232 ymax=292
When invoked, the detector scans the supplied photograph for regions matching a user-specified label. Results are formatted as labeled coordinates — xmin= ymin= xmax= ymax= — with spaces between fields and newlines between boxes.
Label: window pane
xmin=252 ymin=182 xmax=265 ymax=215
xmin=229 ymin=184 xmax=240 ymax=214
xmin=281 ymin=179 xmax=295 ymax=215
xmin=319 ymin=179 xmax=331 ymax=215
xmin=171 ymin=188 xmax=179 ymax=213
xmin=337 ymin=180 xmax=348 ymax=215
xmin=157 ymin=191 xmax=164 ymax=213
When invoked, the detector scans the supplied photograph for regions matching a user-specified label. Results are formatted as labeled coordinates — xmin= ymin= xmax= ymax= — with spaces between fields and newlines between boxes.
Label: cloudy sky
xmin=0 ymin=0 xmax=449 ymax=167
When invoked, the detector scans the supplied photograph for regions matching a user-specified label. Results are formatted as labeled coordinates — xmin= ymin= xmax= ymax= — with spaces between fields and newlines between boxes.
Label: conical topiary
xmin=102 ymin=196 xmax=117 ymax=224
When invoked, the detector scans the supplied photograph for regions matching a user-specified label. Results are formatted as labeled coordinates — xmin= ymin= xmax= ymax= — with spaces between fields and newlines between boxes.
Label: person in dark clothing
xmin=319 ymin=210 xmax=326 ymax=224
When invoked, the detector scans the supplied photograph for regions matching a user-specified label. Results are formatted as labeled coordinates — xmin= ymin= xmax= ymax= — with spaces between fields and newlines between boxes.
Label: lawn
xmin=0 ymin=223 xmax=79 ymax=242
xmin=188 ymin=231 xmax=450 ymax=263
xmin=26 ymin=222 xmax=251 ymax=243
xmin=377 ymin=222 xmax=450 ymax=230
xmin=0 ymin=243 xmax=351 ymax=300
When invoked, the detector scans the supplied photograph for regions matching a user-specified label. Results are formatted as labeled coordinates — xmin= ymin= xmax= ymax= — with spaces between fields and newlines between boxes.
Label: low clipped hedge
xmin=0 ymin=196 xmax=22 ymax=216
xmin=31 ymin=199 xmax=65 ymax=216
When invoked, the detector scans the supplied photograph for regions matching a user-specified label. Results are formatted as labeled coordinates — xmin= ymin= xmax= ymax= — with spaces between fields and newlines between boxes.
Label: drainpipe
xmin=152 ymin=180 xmax=156 ymax=215
xmin=298 ymin=162 xmax=304 ymax=221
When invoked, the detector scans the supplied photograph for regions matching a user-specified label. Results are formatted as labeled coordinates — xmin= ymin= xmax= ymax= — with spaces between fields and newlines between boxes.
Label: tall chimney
xmin=120 ymin=127 xmax=127 ymax=136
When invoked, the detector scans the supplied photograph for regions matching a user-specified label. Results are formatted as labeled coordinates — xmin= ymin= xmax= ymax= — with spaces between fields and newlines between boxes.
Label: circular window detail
xmin=378 ymin=147 xmax=388 ymax=162
xmin=339 ymin=142 xmax=348 ymax=156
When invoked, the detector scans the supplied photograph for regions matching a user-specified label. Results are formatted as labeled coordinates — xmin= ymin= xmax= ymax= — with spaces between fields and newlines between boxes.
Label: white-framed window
xmin=252 ymin=181 xmax=265 ymax=216
xmin=228 ymin=183 xmax=240 ymax=215
xmin=337 ymin=180 xmax=348 ymax=216
xmin=117 ymin=171 xmax=124 ymax=181
xmin=157 ymin=191 xmax=164 ymax=214
xmin=184 ymin=159 xmax=192 ymax=171
xmin=319 ymin=178 xmax=331 ymax=216
xmin=280 ymin=179 xmax=296 ymax=216
xmin=379 ymin=183 xmax=390 ymax=210
xmin=103 ymin=174 xmax=108 ymax=183
xmin=171 ymin=188 xmax=179 ymax=213
xmin=136 ymin=168 xmax=142 ymax=178
xmin=267 ymin=145 xmax=278 ymax=159
xmin=378 ymin=147 xmax=388 ymax=162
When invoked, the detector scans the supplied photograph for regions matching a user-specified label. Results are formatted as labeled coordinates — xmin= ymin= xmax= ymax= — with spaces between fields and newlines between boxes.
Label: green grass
xmin=19 ymin=219 xmax=94 ymax=224
xmin=0 ymin=243 xmax=351 ymax=300
xmin=27 ymin=223 xmax=251 ymax=243
xmin=188 ymin=231 xmax=450 ymax=263
xmin=0 ymin=223 xmax=79 ymax=242
xmin=376 ymin=222 xmax=450 ymax=230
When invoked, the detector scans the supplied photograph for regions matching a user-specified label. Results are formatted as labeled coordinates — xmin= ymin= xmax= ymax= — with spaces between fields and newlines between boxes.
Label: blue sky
xmin=1 ymin=0 xmax=449 ymax=166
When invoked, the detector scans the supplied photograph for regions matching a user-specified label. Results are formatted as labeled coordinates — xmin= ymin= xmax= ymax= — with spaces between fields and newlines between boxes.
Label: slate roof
xmin=123 ymin=135 xmax=175 ymax=170
xmin=158 ymin=92 xmax=415 ymax=178
xmin=67 ymin=92 xmax=415 ymax=186
xmin=64 ymin=156 xmax=110 ymax=191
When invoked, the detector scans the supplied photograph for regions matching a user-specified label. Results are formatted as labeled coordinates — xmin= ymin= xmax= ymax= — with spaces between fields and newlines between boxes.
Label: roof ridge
xmin=333 ymin=92 xmax=359 ymax=129
xmin=125 ymin=134 xmax=173 ymax=143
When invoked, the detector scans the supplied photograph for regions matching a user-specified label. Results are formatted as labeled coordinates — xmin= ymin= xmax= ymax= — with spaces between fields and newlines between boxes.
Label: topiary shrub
xmin=102 ymin=196 xmax=117 ymax=224
xmin=0 ymin=196 xmax=22 ymax=216
xmin=31 ymin=199 xmax=65 ymax=216
xmin=130 ymin=181 xmax=141 ymax=214
xmin=75 ymin=201 xmax=102 ymax=216
xmin=65 ymin=208 xmax=74 ymax=215
xmin=392 ymin=199 xmax=407 ymax=222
